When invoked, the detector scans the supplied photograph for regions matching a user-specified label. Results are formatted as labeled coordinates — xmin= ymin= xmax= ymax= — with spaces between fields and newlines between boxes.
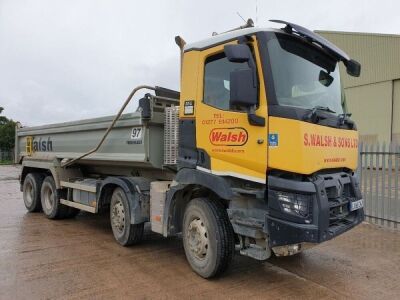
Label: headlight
xmin=273 ymin=190 xmax=312 ymax=218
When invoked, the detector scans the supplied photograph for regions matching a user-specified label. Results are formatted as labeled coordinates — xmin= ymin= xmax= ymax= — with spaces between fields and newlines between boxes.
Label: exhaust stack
xmin=175 ymin=35 xmax=186 ymax=80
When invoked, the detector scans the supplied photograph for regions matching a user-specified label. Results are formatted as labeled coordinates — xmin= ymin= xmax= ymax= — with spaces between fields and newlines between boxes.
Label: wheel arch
xmin=163 ymin=169 xmax=233 ymax=237
xmin=20 ymin=159 xmax=83 ymax=190
xmin=20 ymin=166 xmax=51 ymax=191
xmin=98 ymin=176 xmax=151 ymax=224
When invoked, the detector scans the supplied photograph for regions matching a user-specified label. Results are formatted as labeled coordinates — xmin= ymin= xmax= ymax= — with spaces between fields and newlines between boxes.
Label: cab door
xmin=195 ymin=39 xmax=268 ymax=184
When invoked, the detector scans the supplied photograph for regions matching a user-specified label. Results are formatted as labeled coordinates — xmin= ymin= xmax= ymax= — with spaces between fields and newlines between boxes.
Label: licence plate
xmin=349 ymin=199 xmax=364 ymax=211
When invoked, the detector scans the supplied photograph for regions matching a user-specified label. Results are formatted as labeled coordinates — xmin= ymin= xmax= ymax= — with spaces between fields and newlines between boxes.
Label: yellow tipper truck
xmin=15 ymin=20 xmax=364 ymax=278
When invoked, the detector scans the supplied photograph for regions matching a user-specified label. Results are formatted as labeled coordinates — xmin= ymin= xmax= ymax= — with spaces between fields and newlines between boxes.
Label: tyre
xmin=110 ymin=187 xmax=144 ymax=246
xmin=182 ymin=198 xmax=235 ymax=278
xmin=22 ymin=173 xmax=44 ymax=212
xmin=40 ymin=176 xmax=69 ymax=219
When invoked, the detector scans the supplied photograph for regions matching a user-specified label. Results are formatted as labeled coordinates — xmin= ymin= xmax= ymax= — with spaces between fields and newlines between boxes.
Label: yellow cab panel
xmin=190 ymin=37 xmax=268 ymax=184
xmin=268 ymin=117 xmax=359 ymax=174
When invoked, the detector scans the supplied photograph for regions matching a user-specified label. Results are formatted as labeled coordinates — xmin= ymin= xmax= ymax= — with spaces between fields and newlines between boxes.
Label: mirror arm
xmin=247 ymin=59 xmax=261 ymax=126
xmin=247 ymin=58 xmax=258 ymax=88
xmin=247 ymin=106 xmax=265 ymax=127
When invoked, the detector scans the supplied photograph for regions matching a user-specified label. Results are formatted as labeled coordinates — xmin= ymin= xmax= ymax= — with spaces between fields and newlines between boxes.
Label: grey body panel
xmin=16 ymin=111 xmax=166 ymax=175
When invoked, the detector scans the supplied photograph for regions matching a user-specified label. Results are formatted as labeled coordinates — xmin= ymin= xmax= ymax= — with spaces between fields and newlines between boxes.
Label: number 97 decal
xmin=131 ymin=127 xmax=143 ymax=140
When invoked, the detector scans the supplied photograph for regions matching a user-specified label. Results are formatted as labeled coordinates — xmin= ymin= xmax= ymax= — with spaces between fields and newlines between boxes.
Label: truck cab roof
xmin=184 ymin=27 xmax=279 ymax=52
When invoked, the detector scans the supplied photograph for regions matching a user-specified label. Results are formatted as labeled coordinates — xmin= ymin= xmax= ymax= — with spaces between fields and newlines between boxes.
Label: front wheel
xmin=182 ymin=198 xmax=235 ymax=278
xmin=110 ymin=187 xmax=144 ymax=246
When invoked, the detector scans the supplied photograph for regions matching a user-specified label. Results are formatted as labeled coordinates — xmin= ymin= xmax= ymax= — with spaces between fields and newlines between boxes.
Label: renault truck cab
xmin=177 ymin=20 xmax=364 ymax=263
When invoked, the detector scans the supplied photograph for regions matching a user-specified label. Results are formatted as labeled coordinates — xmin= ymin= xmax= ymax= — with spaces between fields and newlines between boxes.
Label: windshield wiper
xmin=311 ymin=106 xmax=336 ymax=114
xmin=338 ymin=112 xmax=355 ymax=129
xmin=304 ymin=106 xmax=336 ymax=124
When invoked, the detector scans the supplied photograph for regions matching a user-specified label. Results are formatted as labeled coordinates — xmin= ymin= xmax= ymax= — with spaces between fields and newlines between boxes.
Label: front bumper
xmin=265 ymin=172 xmax=365 ymax=247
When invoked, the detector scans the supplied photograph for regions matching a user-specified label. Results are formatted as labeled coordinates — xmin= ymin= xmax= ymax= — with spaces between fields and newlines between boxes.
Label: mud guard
xmin=163 ymin=168 xmax=234 ymax=237
xmin=174 ymin=168 xmax=233 ymax=199
xmin=99 ymin=176 xmax=151 ymax=224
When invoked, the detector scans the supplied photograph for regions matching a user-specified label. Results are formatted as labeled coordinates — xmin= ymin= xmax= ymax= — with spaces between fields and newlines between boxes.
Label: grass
xmin=0 ymin=160 xmax=13 ymax=165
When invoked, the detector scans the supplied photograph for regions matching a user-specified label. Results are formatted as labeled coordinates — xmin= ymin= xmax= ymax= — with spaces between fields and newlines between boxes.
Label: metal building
xmin=317 ymin=31 xmax=400 ymax=144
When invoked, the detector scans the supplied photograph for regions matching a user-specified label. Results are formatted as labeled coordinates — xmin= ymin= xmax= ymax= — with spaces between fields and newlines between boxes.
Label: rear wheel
xmin=23 ymin=173 xmax=44 ymax=212
xmin=110 ymin=187 xmax=144 ymax=246
xmin=182 ymin=198 xmax=235 ymax=278
xmin=40 ymin=176 xmax=69 ymax=219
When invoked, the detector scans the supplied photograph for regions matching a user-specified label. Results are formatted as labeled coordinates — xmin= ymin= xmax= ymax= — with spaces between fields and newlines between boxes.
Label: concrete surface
xmin=1 ymin=165 xmax=400 ymax=299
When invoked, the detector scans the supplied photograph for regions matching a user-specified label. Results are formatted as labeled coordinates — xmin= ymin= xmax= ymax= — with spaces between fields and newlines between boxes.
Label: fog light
xmin=274 ymin=191 xmax=311 ymax=218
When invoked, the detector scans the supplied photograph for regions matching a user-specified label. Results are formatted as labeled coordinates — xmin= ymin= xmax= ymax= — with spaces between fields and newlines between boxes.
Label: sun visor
xmin=270 ymin=20 xmax=361 ymax=77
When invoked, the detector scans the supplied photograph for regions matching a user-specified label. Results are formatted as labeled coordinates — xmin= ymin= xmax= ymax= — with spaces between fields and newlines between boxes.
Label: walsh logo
xmin=33 ymin=137 xmax=53 ymax=152
xmin=209 ymin=127 xmax=248 ymax=146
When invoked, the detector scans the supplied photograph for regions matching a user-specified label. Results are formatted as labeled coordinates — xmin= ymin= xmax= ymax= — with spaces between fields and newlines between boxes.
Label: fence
xmin=0 ymin=149 xmax=13 ymax=162
xmin=358 ymin=142 xmax=400 ymax=229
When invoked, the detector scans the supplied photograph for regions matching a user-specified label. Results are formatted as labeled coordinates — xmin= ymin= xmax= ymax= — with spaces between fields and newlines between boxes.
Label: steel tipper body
xmin=16 ymin=20 xmax=364 ymax=279
xmin=16 ymin=111 xmax=169 ymax=178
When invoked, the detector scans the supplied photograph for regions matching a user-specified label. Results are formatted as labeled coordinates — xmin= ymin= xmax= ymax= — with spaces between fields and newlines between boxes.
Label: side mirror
xmin=225 ymin=43 xmax=265 ymax=126
xmin=319 ymin=70 xmax=334 ymax=87
xmin=225 ymin=44 xmax=257 ymax=107
xmin=345 ymin=59 xmax=361 ymax=77
xmin=230 ymin=69 xmax=257 ymax=107
xmin=224 ymin=44 xmax=251 ymax=63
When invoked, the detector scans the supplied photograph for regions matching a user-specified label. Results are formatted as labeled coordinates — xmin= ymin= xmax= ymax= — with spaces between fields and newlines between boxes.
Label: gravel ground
xmin=1 ymin=165 xmax=400 ymax=299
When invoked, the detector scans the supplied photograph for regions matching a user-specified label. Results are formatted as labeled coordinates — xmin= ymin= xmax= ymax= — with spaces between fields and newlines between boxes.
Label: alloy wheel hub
xmin=43 ymin=186 xmax=54 ymax=211
xmin=25 ymin=183 xmax=33 ymax=205
xmin=112 ymin=200 xmax=125 ymax=233
xmin=187 ymin=218 xmax=209 ymax=260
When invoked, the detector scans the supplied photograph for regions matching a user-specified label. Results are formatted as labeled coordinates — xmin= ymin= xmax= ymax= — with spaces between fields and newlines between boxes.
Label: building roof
xmin=317 ymin=30 xmax=400 ymax=39
xmin=317 ymin=30 xmax=400 ymax=88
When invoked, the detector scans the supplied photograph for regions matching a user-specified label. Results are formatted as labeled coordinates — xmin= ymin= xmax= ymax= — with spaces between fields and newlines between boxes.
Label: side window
xmin=203 ymin=53 xmax=249 ymax=110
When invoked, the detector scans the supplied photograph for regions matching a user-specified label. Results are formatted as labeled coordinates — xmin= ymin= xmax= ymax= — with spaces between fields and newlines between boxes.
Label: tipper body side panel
xmin=16 ymin=112 xmax=165 ymax=172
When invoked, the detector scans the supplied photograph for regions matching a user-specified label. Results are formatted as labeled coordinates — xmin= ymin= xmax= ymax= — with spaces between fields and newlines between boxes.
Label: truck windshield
xmin=266 ymin=33 xmax=344 ymax=115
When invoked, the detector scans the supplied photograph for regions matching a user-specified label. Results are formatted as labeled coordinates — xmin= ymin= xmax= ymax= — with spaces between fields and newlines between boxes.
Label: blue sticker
xmin=268 ymin=133 xmax=279 ymax=147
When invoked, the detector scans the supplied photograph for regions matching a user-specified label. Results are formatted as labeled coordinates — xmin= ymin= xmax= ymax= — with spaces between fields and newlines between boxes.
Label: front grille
xmin=328 ymin=195 xmax=350 ymax=223
xmin=322 ymin=173 xmax=356 ymax=225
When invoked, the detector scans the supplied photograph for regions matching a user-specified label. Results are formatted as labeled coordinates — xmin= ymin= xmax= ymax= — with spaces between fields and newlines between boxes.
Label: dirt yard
xmin=1 ymin=165 xmax=399 ymax=299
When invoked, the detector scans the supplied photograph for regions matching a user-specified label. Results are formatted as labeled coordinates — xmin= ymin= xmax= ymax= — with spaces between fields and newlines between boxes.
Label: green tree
xmin=0 ymin=107 xmax=16 ymax=151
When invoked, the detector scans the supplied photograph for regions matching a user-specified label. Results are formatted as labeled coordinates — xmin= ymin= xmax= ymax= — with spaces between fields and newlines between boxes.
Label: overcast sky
xmin=1 ymin=0 xmax=399 ymax=125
